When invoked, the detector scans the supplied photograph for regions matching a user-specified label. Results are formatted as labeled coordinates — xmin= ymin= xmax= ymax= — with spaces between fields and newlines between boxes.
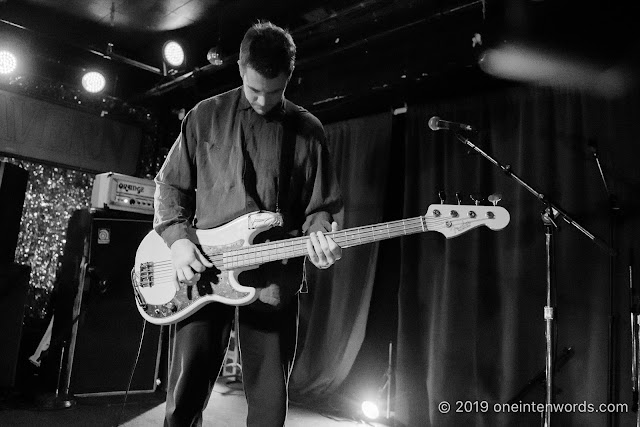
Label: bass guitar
xmin=131 ymin=204 xmax=510 ymax=325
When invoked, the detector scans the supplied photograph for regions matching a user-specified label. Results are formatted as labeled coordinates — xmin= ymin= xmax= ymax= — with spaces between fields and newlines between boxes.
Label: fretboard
xmin=220 ymin=216 xmax=427 ymax=269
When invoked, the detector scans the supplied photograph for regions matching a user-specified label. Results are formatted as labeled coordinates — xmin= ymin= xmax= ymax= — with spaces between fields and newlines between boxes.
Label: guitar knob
xmin=455 ymin=192 xmax=463 ymax=205
xmin=438 ymin=190 xmax=446 ymax=204
xmin=165 ymin=302 xmax=177 ymax=312
xmin=488 ymin=193 xmax=502 ymax=206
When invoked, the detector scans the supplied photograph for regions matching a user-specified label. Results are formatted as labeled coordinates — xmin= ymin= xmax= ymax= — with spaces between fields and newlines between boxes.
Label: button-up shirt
xmin=154 ymin=86 xmax=343 ymax=250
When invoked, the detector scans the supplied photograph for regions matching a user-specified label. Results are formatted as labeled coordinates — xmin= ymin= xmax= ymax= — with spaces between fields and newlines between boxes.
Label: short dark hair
xmin=239 ymin=21 xmax=296 ymax=79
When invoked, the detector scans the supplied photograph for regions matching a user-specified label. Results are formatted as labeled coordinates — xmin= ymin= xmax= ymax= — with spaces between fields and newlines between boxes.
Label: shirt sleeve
xmin=153 ymin=110 xmax=198 ymax=247
xmin=301 ymin=131 xmax=344 ymax=236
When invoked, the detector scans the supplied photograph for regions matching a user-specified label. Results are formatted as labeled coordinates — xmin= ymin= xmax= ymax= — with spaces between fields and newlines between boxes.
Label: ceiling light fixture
xmin=0 ymin=50 xmax=18 ymax=75
xmin=163 ymin=41 xmax=185 ymax=68
xmin=206 ymin=47 xmax=223 ymax=66
xmin=81 ymin=71 xmax=106 ymax=93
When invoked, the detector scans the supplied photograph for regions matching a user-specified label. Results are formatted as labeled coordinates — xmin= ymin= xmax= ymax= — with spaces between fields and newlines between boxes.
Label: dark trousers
xmin=164 ymin=298 xmax=299 ymax=427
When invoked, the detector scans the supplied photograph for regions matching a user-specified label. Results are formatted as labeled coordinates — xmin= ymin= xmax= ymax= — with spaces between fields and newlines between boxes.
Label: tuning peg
xmin=470 ymin=193 xmax=483 ymax=206
xmin=488 ymin=193 xmax=502 ymax=206
xmin=455 ymin=192 xmax=463 ymax=205
xmin=438 ymin=190 xmax=446 ymax=204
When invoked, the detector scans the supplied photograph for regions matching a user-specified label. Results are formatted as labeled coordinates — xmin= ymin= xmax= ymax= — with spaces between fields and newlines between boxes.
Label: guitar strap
xmin=277 ymin=100 xmax=297 ymax=219
xmin=278 ymin=101 xmax=309 ymax=295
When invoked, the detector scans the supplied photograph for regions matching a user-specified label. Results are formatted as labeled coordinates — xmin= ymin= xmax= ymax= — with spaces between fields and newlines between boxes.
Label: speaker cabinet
xmin=0 ymin=162 xmax=29 ymax=264
xmin=52 ymin=208 xmax=162 ymax=396
xmin=0 ymin=263 xmax=30 ymax=388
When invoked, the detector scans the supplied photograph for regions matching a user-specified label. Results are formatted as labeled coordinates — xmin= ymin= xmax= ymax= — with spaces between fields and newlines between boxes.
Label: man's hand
xmin=306 ymin=221 xmax=342 ymax=269
xmin=170 ymin=238 xmax=214 ymax=288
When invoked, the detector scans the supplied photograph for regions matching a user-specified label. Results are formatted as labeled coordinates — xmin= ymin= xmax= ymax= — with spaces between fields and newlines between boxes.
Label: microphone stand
xmin=451 ymin=132 xmax=615 ymax=427
xmin=589 ymin=142 xmax=621 ymax=427
xmin=630 ymin=254 xmax=639 ymax=426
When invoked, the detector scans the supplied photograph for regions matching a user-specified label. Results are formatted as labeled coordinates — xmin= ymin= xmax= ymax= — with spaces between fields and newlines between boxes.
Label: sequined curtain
xmin=2 ymin=158 xmax=94 ymax=323
xmin=0 ymin=80 xmax=164 ymax=327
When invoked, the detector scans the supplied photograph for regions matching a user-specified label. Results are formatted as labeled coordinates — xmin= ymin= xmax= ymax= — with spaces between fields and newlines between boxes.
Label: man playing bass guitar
xmin=153 ymin=21 xmax=344 ymax=427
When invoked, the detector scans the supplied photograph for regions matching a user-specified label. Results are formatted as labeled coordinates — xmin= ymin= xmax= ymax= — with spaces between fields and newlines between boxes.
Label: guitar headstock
xmin=424 ymin=204 xmax=510 ymax=238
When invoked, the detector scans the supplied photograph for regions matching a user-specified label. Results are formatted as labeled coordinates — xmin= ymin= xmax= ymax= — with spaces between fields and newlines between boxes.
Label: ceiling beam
xmin=137 ymin=0 xmax=485 ymax=100
xmin=0 ymin=18 xmax=163 ymax=75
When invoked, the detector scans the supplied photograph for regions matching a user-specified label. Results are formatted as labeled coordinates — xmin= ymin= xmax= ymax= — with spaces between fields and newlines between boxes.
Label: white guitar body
xmin=132 ymin=211 xmax=283 ymax=325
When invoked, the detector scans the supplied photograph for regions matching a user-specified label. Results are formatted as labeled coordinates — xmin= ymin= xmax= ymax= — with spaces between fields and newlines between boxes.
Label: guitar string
xmin=218 ymin=215 xmax=496 ymax=261
xmin=141 ymin=215 xmax=500 ymax=283
xmin=147 ymin=216 xmax=494 ymax=274
xmin=150 ymin=219 xmax=428 ymax=270
xmin=143 ymin=220 xmax=430 ymax=282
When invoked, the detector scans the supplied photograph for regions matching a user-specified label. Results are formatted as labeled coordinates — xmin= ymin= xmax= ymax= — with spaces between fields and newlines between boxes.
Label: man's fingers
xmin=170 ymin=239 xmax=211 ymax=289
xmin=306 ymin=240 xmax=318 ymax=263
xmin=177 ymin=268 xmax=201 ymax=290
xmin=307 ymin=231 xmax=343 ymax=270
xmin=317 ymin=231 xmax=341 ymax=263
xmin=183 ymin=269 xmax=201 ymax=282
xmin=176 ymin=269 xmax=187 ymax=284
xmin=190 ymin=261 xmax=207 ymax=274
xmin=310 ymin=232 xmax=328 ymax=263
xmin=196 ymin=250 xmax=214 ymax=268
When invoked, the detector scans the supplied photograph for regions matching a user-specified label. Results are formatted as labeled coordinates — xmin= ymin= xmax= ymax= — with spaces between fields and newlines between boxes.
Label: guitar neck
xmin=327 ymin=217 xmax=427 ymax=249
xmin=221 ymin=216 xmax=427 ymax=269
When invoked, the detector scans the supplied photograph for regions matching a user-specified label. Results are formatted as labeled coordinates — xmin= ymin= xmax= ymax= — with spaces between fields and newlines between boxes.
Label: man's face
xmin=240 ymin=65 xmax=289 ymax=115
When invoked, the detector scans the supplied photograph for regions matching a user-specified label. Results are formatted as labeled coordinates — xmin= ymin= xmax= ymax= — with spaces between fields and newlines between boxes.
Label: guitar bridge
xmin=138 ymin=262 xmax=154 ymax=287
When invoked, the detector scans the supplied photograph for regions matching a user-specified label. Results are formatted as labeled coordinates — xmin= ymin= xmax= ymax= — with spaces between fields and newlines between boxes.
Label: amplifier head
xmin=91 ymin=172 xmax=155 ymax=215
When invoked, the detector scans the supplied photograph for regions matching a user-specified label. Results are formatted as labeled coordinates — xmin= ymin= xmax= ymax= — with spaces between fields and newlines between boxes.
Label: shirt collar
xmin=237 ymin=87 xmax=253 ymax=111
xmin=237 ymin=86 xmax=286 ymax=121
xmin=264 ymin=100 xmax=286 ymax=121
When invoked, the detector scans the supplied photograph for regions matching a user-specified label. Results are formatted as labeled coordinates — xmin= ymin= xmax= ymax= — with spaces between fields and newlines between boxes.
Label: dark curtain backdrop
xmin=396 ymin=86 xmax=640 ymax=426
xmin=290 ymin=111 xmax=393 ymax=399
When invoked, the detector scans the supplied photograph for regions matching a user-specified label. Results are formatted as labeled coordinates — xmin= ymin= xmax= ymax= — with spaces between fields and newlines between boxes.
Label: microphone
xmin=587 ymin=139 xmax=599 ymax=158
xmin=428 ymin=116 xmax=476 ymax=132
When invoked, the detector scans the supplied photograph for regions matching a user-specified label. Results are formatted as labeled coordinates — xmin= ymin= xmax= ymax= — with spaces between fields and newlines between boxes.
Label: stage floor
xmin=0 ymin=379 xmax=383 ymax=427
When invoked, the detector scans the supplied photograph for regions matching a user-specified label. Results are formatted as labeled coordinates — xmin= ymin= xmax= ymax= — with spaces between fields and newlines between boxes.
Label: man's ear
xmin=238 ymin=61 xmax=244 ymax=78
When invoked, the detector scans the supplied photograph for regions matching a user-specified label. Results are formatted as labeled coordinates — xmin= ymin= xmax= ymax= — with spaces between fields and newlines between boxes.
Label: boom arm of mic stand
xmin=451 ymin=131 xmax=611 ymax=427
xmin=453 ymin=133 xmax=616 ymax=256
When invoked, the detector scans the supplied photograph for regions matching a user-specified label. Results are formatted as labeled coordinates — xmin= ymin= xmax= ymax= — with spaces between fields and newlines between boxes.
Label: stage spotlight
xmin=163 ymin=40 xmax=185 ymax=68
xmin=359 ymin=342 xmax=394 ymax=424
xmin=361 ymin=400 xmax=380 ymax=420
xmin=0 ymin=50 xmax=18 ymax=75
xmin=81 ymin=71 xmax=106 ymax=93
